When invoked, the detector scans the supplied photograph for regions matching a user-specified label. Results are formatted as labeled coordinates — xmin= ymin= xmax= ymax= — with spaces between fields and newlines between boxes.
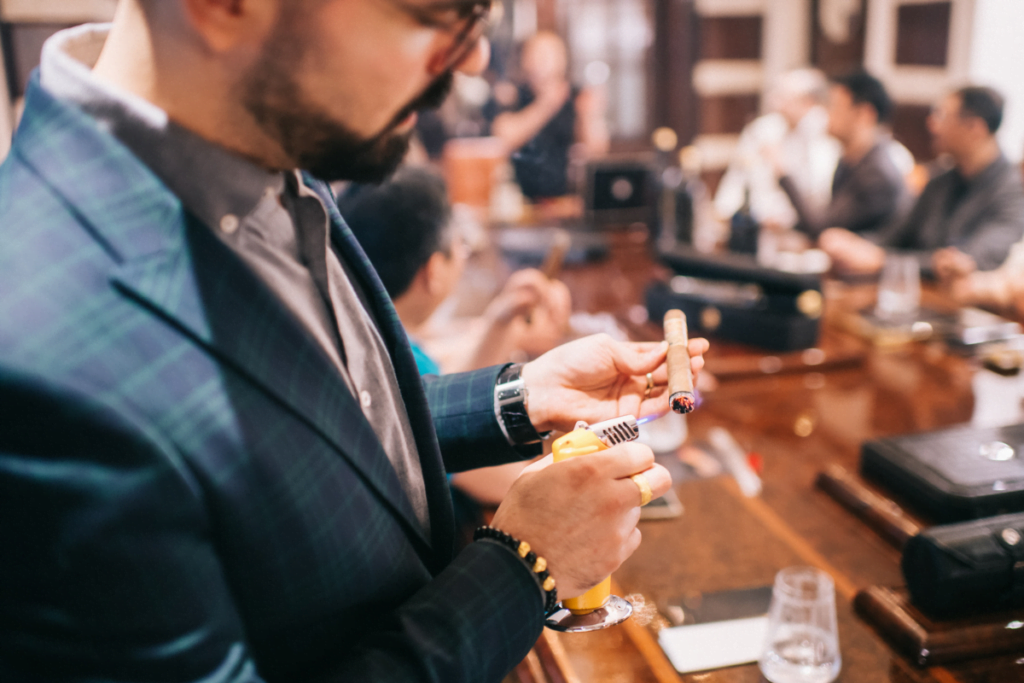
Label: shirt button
xmin=360 ymin=390 xmax=372 ymax=408
xmin=220 ymin=214 xmax=240 ymax=234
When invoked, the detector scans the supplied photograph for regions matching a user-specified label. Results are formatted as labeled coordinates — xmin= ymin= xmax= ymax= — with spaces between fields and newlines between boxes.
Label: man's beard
xmin=240 ymin=26 xmax=453 ymax=183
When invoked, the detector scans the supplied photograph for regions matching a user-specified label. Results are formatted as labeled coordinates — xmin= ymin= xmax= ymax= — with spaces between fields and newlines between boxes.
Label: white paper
xmin=657 ymin=616 xmax=769 ymax=673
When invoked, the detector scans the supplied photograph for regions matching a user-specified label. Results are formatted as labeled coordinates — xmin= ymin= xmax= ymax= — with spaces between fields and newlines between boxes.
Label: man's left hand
xmin=933 ymin=247 xmax=977 ymax=282
xmin=520 ymin=333 xmax=709 ymax=434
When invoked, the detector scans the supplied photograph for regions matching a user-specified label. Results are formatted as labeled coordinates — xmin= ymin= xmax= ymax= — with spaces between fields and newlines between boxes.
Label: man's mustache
xmin=387 ymin=71 xmax=455 ymax=131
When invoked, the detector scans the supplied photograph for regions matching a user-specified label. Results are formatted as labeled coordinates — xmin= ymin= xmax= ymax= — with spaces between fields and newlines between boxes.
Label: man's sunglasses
xmin=390 ymin=1 xmax=493 ymax=73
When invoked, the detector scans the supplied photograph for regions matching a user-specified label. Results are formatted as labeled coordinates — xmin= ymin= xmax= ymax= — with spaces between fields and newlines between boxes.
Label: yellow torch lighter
xmin=544 ymin=415 xmax=641 ymax=633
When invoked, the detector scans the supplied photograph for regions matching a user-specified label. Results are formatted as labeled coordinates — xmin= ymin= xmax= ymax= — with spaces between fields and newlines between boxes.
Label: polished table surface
xmin=498 ymin=232 xmax=1024 ymax=683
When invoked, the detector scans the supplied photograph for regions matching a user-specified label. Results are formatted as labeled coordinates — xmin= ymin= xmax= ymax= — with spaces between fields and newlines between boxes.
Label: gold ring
xmin=644 ymin=372 xmax=654 ymax=399
xmin=630 ymin=473 xmax=653 ymax=507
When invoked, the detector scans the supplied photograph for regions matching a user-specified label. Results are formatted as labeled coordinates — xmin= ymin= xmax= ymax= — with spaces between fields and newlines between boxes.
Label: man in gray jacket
xmin=822 ymin=86 xmax=1024 ymax=277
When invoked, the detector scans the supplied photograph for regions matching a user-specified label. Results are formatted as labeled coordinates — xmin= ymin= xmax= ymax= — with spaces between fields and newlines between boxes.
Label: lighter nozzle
xmin=587 ymin=415 xmax=640 ymax=447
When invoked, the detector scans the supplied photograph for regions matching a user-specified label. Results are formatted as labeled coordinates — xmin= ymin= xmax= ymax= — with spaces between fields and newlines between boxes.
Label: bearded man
xmin=0 ymin=2 xmax=708 ymax=682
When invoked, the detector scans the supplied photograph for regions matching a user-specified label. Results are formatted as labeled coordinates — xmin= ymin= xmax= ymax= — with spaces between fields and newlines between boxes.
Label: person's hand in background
xmin=820 ymin=227 xmax=886 ymax=275
xmin=473 ymin=269 xmax=572 ymax=366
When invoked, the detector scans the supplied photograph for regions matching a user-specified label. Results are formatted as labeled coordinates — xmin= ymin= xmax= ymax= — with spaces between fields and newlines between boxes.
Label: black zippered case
xmin=861 ymin=423 xmax=1024 ymax=523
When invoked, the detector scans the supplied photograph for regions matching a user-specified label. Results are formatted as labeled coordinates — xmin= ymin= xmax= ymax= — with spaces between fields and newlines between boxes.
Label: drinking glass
xmin=875 ymin=254 xmax=921 ymax=321
xmin=759 ymin=567 xmax=841 ymax=683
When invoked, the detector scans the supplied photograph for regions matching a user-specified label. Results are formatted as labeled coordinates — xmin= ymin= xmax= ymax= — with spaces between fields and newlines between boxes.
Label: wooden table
xmin=505 ymin=233 xmax=1024 ymax=683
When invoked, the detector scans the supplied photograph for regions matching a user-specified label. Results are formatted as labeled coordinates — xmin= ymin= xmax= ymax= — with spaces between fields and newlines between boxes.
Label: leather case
xmin=901 ymin=513 xmax=1024 ymax=618
xmin=648 ymin=247 xmax=823 ymax=352
xmin=854 ymin=585 xmax=1024 ymax=666
xmin=860 ymin=423 xmax=1024 ymax=523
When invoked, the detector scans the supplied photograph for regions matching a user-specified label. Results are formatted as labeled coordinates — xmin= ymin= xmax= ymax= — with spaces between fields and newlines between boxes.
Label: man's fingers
xmin=520 ymin=454 xmax=553 ymax=476
xmin=507 ymin=268 xmax=547 ymax=287
xmin=637 ymin=395 xmax=670 ymax=423
xmin=583 ymin=442 xmax=655 ymax=480
xmin=688 ymin=337 xmax=709 ymax=357
xmin=634 ymin=462 xmax=672 ymax=500
xmin=628 ymin=337 xmax=706 ymax=390
xmin=616 ymin=463 xmax=671 ymax=507
xmin=624 ymin=527 xmax=642 ymax=558
xmin=609 ymin=339 xmax=668 ymax=376
xmin=546 ymin=280 xmax=572 ymax=322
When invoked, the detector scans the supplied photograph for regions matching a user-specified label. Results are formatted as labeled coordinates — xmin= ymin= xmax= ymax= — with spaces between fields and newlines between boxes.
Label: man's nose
xmin=455 ymin=37 xmax=490 ymax=77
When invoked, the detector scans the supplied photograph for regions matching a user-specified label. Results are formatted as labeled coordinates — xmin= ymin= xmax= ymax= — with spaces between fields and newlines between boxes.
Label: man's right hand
xmin=488 ymin=441 xmax=671 ymax=599
xmin=933 ymin=247 xmax=977 ymax=282
xmin=820 ymin=227 xmax=886 ymax=275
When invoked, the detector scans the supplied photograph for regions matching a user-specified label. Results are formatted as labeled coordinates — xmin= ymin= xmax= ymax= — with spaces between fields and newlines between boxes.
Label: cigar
xmin=541 ymin=229 xmax=572 ymax=280
xmin=664 ymin=309 xmax=695 ymax=413
xmin=815 ymin=464 xmax=921 ymax=550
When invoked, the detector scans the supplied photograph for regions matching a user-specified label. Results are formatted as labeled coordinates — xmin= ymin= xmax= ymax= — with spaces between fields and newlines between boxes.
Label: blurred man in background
xmin=824 ymin=86 xmax=1024 ymax=276
xmin=714 ymin=68 xmax=840 ymax=230
xmin=341 ymin=167 xmax=571 ymax=516
xmin=340 ymin=167 xmax=571 ymax=375
xmin=488 ymin=31 xmax=609 ymax=200
xmin=779 ymin=70 xmax=909 ymax=239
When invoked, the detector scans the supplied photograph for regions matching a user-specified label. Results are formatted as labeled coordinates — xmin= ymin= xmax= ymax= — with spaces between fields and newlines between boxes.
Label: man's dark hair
xmin=339 ymin=166 xmax=453 ymax=299
xmin=831 ymin=70 xmax=893 ymax=124
xmin=956 ymin=86 xmax=1005 ymax=134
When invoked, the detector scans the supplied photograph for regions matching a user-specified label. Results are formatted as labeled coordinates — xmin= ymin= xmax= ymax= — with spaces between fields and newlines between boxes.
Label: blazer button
xmin=360 ymin=390 xmax=372 ymax=408
xmin=220 ymin=214 xmax=240 ymax=234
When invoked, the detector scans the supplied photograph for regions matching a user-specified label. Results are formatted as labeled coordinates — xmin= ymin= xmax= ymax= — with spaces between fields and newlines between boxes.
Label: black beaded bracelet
xmin=473 ymin=526 xmax=559 ymax=616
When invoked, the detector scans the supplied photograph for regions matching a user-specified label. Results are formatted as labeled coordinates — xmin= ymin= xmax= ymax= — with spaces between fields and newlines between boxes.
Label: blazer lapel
xmin=311 ymin=179 xmax=455 ymax=566
xmin=13 ymin=79 xmax=433 ymax=554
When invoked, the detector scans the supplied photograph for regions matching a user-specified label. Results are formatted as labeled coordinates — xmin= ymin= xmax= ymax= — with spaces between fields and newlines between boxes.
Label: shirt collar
xmin=956 ymin=152 xmax=1008 ymax=187
xmin=39 ymin=23 xmax=284 ymax=230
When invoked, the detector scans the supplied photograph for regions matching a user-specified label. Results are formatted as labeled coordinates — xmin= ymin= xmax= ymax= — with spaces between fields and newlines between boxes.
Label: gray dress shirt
xmin=39 ymin=24 xmax=431 ymax=535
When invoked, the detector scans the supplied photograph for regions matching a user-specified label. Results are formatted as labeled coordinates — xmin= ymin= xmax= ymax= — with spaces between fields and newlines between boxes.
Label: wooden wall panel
xmin=702 ymin=169 xmax=726 ymax=199
xmin=811 ymin=0 xmax=867 ymax=76
xmin=892 ymin=104 xmax=934 ymax=161
xmin=536 ymin=0 xmax=558 ymax=31
xmin=699 ymin=93 xmax=760 ymax=136
xmin=699 ymin=16 xmax=763 ymax=61
xmin=651 ymin=0 xmax=700 ymax=146
xmin=895 ymin=1 xmax=951 ymax=67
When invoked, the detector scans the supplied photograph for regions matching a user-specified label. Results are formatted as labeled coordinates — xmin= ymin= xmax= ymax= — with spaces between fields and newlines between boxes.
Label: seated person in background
xmin=340 ymin=167 xmax=571 ymax=510
xmin=340 ymin=167 xmax=571 ymax=373
xmin=488 ymin=31 xmax=610 ymax=200
xmin=779 ymin=71 xmax=909 ymax=239
xmin=714 ymin=68 xmax=840 ymax=230
xmin=823 ymin=86 xmax=1024 ymax=276
xmin=934 ymin=240 xmax=1024 ymax=322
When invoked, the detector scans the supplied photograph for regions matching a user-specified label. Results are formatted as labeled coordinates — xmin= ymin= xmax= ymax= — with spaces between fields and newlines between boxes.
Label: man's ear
xmin=968 ymin=117 xmax=992 ymax=141
xmin=180 ymin=0 xmax=275 ymax=53
xmin=854 ymin=102 xmax=874 ymax=128
xmin=422 ymin=251 xmax=449 ymax=297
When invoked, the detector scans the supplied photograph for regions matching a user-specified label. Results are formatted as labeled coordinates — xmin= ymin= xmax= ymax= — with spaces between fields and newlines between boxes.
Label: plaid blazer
xmin=0 ymin=78 xmax=542 ymax=682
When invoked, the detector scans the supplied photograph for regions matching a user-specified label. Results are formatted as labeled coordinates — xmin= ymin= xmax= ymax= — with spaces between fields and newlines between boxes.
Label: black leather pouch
xmin=648 ymin=247 xmax=823 ymax=352
xmin=902 ymin=512 xmax=1024 ymax=618
xmin=861 ymin=423 xmax=1024 ymax=523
